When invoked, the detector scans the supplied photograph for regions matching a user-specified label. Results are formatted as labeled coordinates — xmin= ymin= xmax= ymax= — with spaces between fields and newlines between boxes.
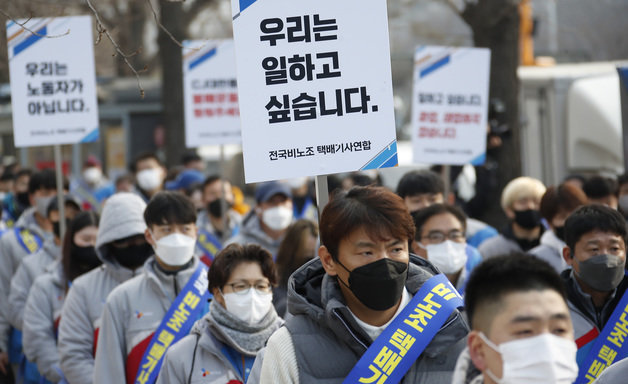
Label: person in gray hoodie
xmin=0 ymin=169 xmax=60 ymax=377
xmin=156 ymin=243 xmax=283 ymax=384
xmin=58 ymin=192 xmax=151 ymax=384
xmin=8 ymin=195 xmax=80 ymax=332
xmin=22 ymin=211 xmax=101 ymax=383
xmin=257 ymin=186 xmax=469 ymax=384
xmin=225 ymin=181 xmax=293 ymax=258
xmin=93 ymin=191 xmax=202 ymax=384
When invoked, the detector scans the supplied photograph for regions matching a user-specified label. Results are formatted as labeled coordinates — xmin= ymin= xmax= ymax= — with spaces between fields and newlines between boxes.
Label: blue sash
xmin=14 ymin=228 xmax=43 ymax=254
xmin=134 ymin=264 xmax=212 ymax=384
xmin=72 ymin=181 xmax=102 ymax=211
xmin=196 ymin=228 xmax=223 ymax=263
xmin=574 ymin=289 xmax=628 ymax=383
xmin=343 ymin=274 xmax=463 ymax=384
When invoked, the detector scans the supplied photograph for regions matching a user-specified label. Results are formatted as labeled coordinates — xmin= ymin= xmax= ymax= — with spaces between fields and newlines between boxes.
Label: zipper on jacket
xmin=174 ymin=276 xmax=179 ymax=296
xmin=333 ymin=309 xmax=368 ymax=350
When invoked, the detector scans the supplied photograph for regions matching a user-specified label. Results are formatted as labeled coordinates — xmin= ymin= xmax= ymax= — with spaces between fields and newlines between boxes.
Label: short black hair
xmin=564 ymin=204 xmax=628 ymax=253
xmin=202 ymin=175 xmax=221 ymax=191
xmin=144 ymin=191 xmax=197 ymax=227
xmin=131 ymin=152 xmax=162 ymax=173
xmin=464 ymin=252 xmax=566 ymax=332
xmin=28 ymin=169 xmax=59 ymax=194
xmin=15 ymin=168 xmax=32 ymax=181
xmin=396 ymin=170 xmax=444 ymax=198
xmin=46 ymin=195 xmax=81 ymax=217
xmin=412 ymin=204 xmax=467 ymax=240
xmin=182 ymin=152 xmax=202 ymax=165
xmin=618 ymin=173 xmax=628 ymax=188
xmin=583 ymin=176 xmax=618 ymax=199
xmin=208 ymin=243 xmax=277 ymax=292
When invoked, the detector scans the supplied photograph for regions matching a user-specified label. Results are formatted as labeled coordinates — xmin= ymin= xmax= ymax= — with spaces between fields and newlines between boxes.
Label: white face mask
xmin=35 ymin=195 xmax=53 ymax=217
xmin=420 ymin=240 xmax=468 ymax=274
xmin=152 ymin=232 xmax=196 ymax=267
xmin=283 ymin=177 xmax=308 ymax=190
xmin=223 ymin=289 xmax=273 ymax=325
xmin=83 ymin=167 xmax=102 ymax=184
xmin=261 ymin=205 xmax=293 ymax=231
xmin=137 ymin=168 xmax=163 ymax=191
xmin=479 ymin=332 xmax=578 ymax=384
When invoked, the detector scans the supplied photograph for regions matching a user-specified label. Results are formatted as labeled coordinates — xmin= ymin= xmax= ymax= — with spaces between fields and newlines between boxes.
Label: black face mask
xmin=16 ymin=192 xmax=30 ymax=207
xmin=337 ymin=258 xmax=408 ymax=311
xmin=109 ymin=242 xmax=153 ymax=269
xmin=554 ymin=226 xmax=566 ymax=242
xmin=52 ymin=218 xmax=72 ymax=239
xmin=207 ymin=198 xmax=231 ymax=218
xmin=513 ymin=209 xmax=542 ymax=229
xmin=70 ymin=245 xmax=102 ymax=279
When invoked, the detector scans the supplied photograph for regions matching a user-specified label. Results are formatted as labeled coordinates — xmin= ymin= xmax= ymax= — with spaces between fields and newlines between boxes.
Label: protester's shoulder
xmin=105 ymin=272 xmax=145 ymax=304
xmin=478 ymin=234 xmax=518 ymax=257
xmin=70 ymin=265 xmax=105 ymax=291
xmin=594 ymin=357 xmax=628 ymax=384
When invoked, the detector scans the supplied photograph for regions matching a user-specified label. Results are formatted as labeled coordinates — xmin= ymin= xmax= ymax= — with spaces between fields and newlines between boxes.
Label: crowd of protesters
xmin=0 ymin=151 xmax=628 ymax=384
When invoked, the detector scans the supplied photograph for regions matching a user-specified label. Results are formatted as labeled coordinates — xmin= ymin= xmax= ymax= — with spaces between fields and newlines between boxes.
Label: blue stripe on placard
xmin=14 ymin=26 xmax=47 ymax=57
xmin=239 ymin=0 xmax=258 ymax=14
xmin=420 ymin=55 xmax=450 ymax=78
xmin=361 ymin=141 xmax=398 ymax=170
xmin=189 ymin=47 xmax=217 ymax=71
xmin=380 ymin=153 xmax=398 ymax=169
xmin=470 ymin=152 xmax=486 ymax=166
xmin=7 ymin=20 xmax=15 ymax=29
xmin=80 ymin=128 xmax=99 ymax=143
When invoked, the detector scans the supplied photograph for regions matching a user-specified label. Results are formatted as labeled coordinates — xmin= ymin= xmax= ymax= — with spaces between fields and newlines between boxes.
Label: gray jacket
xmin=23 ymin=261 xmax=65 ymax=383
xmin=593 ymin=356 xmax=628 ymax=383
xmin=529 ymin=230 xmax=567 ymax=273
xmin=58 ymin=192 xmax=147 ymax=384
xmin=477 ymin=234 xmax=521 ymax=260
xmin=93 ymin=258 xmax=200 ymax=384
xmin=258 ymin=255 xmax=469 ymax=384
xmin=225 ymin=212 xmax=285 ymax=257
xmin=0 ymin=207 xmax=47 ymax=352
xmin=8 ymin=238 xmax=61 ymax=330
xmin=157 ymin=306 xmax=283 ymax=384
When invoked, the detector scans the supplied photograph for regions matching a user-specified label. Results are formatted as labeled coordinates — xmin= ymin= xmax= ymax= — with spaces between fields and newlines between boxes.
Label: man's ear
xmin=563 ymin=246 xmax=573 ymax=267
xmin=145 ymin=228 xmax=155 ymax=247
xmin=468 ymin=331 xmax=488 ymax=371
xmin=504 ymin=207 xmax=515 ymax=220
xmin=319 ymin=245 xmax=338 ymax=276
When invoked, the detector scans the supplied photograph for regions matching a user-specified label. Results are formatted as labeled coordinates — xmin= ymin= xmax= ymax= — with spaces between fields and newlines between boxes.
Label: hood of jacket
xmin=15 ymin=206 xmax=47 ymax=239
xmin=238 ymin=211 xmax=284 ymax=249
xmin=287 ymin=254 xmax=469 ymax=357
xmin=540 ymin=229 xmax=565 ymax=253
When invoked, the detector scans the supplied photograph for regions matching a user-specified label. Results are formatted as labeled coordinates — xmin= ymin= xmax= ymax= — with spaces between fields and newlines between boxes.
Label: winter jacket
xmin=451 ymin=347 xmax=483 ymax=384
xmin=196 ymin=209 xmax=242 ymax=242
xmin=593 ymin=356 xmax=628 ymax=383
xmin=58 ymin=192 xmax=147 ymax=384
xmin=93 ymin=257 xmax=201 ymax=384
xmin=465 ymin=218 xmax=497 ymax=249
xmin=22 ymin=262 xmax=65 ymax=383
xmin=257 ymin=255 xmax=469 ymax=384
xmin=8 ymin=239 xmax=61 ymax=330
xmin=156 ymin=303 xmax=283 ymax=384
xmin=561 ymin=269 xmax=628 ymax=366
xmin=529 ymin=229 xmax=568 ymax=273
xmin=478 ymin=224 xmax=544 ymax=259
xmin=0 ymin=207 xmax=46 ymax=352
xmin=224 ymin=211 xmax=287 ymax=257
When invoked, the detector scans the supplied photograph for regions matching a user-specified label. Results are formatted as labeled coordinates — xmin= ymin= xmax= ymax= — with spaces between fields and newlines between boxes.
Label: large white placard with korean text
xmin=7 ymin=16 xmax=99 ymax=147
xmin=183 ymin=40 xmax=241 ymax=147
xmin=411 ymin=46 xmax=491 ymax=165
xmin=231 ymin=0 xmax=398 ymax=183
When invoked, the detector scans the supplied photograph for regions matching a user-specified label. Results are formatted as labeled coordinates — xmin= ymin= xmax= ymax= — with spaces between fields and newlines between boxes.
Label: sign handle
xmin=219 ymin=145 xmax=229 ymax=243
xmin=54 ymin=145 xmax=66 ymax=239
xmin=315 ymin=175 xmax=329 ymax=221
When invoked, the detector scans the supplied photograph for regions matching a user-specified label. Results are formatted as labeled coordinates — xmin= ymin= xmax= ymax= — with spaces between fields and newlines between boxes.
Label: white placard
xmin=7 ymin=16 xmax=99 ymax=147
xmin=231 ymin=0 xmax=398 ymax=183
xmin=183 ymin=40 xmax=241 ymax=147
xmin=411 ymin=46 xmax=491 ymax=165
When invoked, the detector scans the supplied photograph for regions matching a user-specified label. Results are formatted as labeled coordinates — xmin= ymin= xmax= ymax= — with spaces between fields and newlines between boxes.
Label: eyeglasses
xmin=224 ymin=281 xmax=272 ymax=295
xmin=421 ymin=230 xmax=465 ymax=244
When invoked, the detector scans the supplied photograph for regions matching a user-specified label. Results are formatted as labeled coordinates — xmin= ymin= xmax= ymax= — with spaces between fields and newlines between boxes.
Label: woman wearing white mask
xmin=156 ymin=243 xmax=283 ymax=384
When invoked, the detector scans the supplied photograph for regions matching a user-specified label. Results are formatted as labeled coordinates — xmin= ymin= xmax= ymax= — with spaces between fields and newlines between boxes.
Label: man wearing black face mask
xmin=479 ymin=176 xmax=547 ymax=259
xmin=57 ymin=192 xmax=150 ymax=384
xmin=530 ymin=183 xmax=587 ymax=273
xmin=255 ymin=186 xmax=468 ymax=383
xmin=196 ymin=175 xmax=242 ymax=264
xmin=561 ymin=204 xmax=628 ymax=378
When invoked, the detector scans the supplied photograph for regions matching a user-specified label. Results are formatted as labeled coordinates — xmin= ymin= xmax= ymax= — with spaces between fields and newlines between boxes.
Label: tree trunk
xmin=462 ymin=0 xmax=521 ymax=228
xmin=158 ymin=0 xmax=185 ymax=167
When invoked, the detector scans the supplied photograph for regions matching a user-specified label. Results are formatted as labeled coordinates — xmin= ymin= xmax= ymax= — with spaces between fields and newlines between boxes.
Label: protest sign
xmin=231 ymin=0 xmax=398 ymax=182
xmin=183 ymin=40 xmax=241 ymax=147
xmin=411 ymin=46 xmax=490 ymax=165
xmin=7 ymin=15 xmax=99 ymax=147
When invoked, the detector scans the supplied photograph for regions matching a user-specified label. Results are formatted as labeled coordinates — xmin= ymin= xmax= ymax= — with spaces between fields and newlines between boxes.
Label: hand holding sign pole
xmin=231 ymin=0 xmax=399 ymax=205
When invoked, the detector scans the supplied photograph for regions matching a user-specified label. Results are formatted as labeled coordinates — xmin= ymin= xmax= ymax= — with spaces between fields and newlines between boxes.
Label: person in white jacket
xmin=157 ymin=243 xmax=283 ymax=384
xmin=58 ymin=192 xmax=152 ymax=384
xmin=93 ymin=191 xmax=201 ymax=384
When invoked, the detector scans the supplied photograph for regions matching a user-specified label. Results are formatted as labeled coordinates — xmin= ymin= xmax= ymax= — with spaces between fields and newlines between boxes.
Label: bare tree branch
xmin=84 ymin=0 xmax=147 ymax=98
xmin=146 ymin=0 xmax=185 ymax=48
xmin=1 ymin=9 xmax=70 ymax=38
